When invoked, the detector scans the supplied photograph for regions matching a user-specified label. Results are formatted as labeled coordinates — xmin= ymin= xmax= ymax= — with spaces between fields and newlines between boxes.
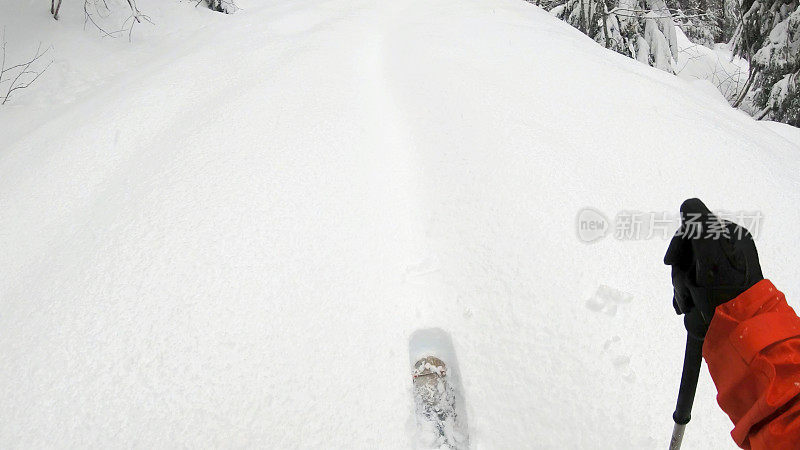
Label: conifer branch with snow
xmin=549 ymin=0 xmax=799 ymax=127
xmin=731 ymin=1 xmax=799 ymax=126
xmin=551 ymin=0 xmax=680 ymax=73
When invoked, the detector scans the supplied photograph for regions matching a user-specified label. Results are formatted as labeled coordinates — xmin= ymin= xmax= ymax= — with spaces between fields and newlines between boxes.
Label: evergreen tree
xmin=551 ymin=0 xmax=680 ymax=73
xmin=732 ymin=0 xmax=799 ymax=125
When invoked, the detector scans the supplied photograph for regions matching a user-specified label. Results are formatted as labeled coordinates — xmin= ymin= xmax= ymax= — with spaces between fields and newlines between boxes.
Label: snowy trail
xmin=2 ymin=1 xmax=429 ymax=446
xmin=2 ymin=0 xmax=800 ymax=448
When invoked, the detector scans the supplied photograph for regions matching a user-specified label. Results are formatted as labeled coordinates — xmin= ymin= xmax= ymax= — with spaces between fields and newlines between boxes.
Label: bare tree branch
xmin=0 ymin=37 xmax=53 ymax=105
xmin=81 ymin=0 xmax=152 ymax=41
xmin=1 ymin=42 xmax=51 ymax=76
xmin=1 ymin=28 xmax=6 ymax=84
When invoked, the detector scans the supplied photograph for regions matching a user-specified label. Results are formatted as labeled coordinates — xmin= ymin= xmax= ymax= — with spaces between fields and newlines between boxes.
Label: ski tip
xmin=413 ymin=356 xmax=447 ymax=379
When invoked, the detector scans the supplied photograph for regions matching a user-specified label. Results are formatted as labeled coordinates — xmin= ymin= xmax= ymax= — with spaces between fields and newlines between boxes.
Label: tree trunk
xmin=601 ymin=0 xmax=611 ymax=48
xmin=579 ymin=0 xmax=587 ymax=33
xmin=733 ymin=67 xmax=756 ymax=107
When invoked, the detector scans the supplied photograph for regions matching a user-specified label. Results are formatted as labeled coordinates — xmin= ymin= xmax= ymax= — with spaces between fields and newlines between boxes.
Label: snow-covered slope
xmin=1 ymin=0 xmax=798 ymax=448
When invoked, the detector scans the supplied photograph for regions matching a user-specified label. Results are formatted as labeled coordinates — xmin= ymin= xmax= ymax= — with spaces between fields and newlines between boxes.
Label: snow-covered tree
xmin=732 ymin=0 xmax=799 ymax=126
xmin=720 ymin=0 xmax=741 ymax=41
xmin=549 ymin=0 xmax=798 ymax=127
xmin=551 ymin=0 xmax=680 ymax=72
xmin=667 ymin=0 xmax=721 ymax=44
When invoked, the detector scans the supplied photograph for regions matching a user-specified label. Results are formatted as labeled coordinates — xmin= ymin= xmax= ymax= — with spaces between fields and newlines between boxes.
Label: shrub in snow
xmin=50 ymin=0 xmax=237 ymax=32
xmin=203 ymin=0 xmax=239 ymax=14
xmin=733 ymin=0 xmax=799 ymax=126
xmin=50 ymin=0 xmax=152 ymax=38
xmin=0 ymin=37 xmax=52 ymax=105
xmin=50 ymin=0 xmax=64 ymax=20
xmin=551 ymin=0 xmax=679 ymax=72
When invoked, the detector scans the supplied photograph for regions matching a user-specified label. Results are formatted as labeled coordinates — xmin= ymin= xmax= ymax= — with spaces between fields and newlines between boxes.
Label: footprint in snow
xmin=404 ymin=255 xmax=441 ymax=283
xmin=603 ymin=335 xmax=636 ymax=382
xmin=586 ymin=284 xmax=633 ymax=316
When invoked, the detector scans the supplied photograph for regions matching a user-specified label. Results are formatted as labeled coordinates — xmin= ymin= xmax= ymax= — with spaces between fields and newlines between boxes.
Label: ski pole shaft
xmin=670 ymin=422 xmax=687 ymax=450
xmin=669 ymin=333 xmax=704 ymax=450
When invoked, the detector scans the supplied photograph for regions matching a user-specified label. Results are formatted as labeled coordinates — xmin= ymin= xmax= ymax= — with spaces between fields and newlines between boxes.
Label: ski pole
xmin=669 ymin=333 xmax=704 ymax=450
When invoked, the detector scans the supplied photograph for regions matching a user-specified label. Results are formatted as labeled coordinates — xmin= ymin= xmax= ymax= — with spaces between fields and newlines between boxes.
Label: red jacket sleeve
xmin=703 ymin=279 xmax=800 ymax=449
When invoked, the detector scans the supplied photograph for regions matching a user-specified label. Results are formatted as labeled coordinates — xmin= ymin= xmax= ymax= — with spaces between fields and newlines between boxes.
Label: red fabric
xmin=703 ymin=279 xmax=800 ymax=449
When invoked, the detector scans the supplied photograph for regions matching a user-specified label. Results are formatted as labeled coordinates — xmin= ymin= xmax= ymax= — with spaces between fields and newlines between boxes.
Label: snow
xmin=763 ymin=120 xmax=800 ymax=146
xmin=1 ymin=0 xmax=799 ymax=448
xmin=674 ymin=28 xmax=750 ymax=102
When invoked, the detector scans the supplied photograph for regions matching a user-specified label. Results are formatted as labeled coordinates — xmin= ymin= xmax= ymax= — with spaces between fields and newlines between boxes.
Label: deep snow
xmin=674 ymin=29 xmax=749 ymax=104
xmin=1 ymin=0 xmax=799 ymax=448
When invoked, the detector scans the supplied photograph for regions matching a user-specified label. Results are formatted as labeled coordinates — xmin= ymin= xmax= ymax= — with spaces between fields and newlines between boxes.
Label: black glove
xmin=664 ymin=198 xmax=763 ymax=339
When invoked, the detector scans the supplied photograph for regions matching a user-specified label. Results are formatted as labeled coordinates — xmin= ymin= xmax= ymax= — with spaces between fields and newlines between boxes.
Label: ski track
xmin=1 ymin=0 xmax=799 ymax=448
